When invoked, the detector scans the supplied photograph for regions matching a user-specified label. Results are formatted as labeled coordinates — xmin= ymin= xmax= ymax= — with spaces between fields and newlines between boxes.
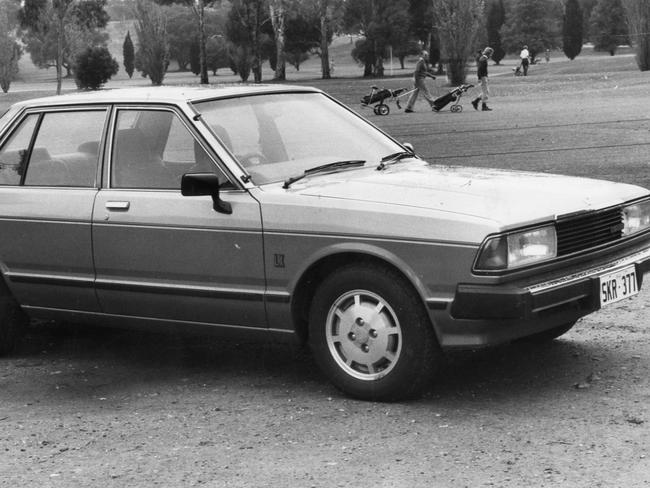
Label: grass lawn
xmin=3 ymin=39 xmax=650 ymax=189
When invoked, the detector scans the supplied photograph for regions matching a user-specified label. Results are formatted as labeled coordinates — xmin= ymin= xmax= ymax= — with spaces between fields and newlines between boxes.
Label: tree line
xmin=0 ymin=0 xmax=648 ymax=93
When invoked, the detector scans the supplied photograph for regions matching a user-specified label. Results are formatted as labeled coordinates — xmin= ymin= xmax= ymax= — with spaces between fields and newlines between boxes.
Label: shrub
xmin=75 ymin=46 xmax=119 ymax=90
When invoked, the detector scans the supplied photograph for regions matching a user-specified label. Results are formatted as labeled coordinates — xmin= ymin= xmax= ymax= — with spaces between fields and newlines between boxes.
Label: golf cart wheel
xmin=450 ymin=104 xmax=462 ymax=113
xmin=373 ymin=106 xmax=380 ymax=115
xmin=377 ymin=104 xmax=390 ymax=116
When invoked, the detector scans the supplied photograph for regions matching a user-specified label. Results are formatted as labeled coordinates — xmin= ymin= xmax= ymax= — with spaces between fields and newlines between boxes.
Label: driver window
xmin=111 ymin=109 xmax=230 ymax=189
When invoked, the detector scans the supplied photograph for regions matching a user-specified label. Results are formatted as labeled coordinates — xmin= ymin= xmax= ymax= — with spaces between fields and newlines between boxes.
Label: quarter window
xmin=0 ymin=114 xmax=38 ymax=185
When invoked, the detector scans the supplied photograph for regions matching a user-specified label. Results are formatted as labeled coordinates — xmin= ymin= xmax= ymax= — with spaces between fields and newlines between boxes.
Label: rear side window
xmin=24 ymin=110 xmax=107 ymax=187
xmin=0 ymin=109 xmax=107 ymax=187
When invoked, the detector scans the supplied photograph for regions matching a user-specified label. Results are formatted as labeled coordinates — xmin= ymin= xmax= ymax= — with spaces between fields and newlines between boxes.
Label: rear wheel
xmin=0 ymin=293 xmax=27 ymax=356
xmin=308 ymin=263 xmax=440 ymax=401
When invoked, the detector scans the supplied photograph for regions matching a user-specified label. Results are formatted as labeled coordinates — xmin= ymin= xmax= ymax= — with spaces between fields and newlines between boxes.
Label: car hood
xmin=279 ymin=161 xmax=648 ymax=229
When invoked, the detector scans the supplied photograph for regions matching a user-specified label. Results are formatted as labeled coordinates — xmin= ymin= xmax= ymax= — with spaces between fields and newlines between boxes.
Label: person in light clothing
xmin=520 ymin=45 xmax=530 ymax=75
xmin=471 ymin=47 xmax=493 ymax=112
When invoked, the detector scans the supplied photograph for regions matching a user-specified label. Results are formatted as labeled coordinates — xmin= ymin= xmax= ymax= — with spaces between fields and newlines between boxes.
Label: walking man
xmin=404 ymin=50 xmax=436 ymax=113
xmin=472 ymin=47 xmax=493 ymax=112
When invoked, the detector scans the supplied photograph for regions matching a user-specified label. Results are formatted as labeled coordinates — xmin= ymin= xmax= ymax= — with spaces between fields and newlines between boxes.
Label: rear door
xmin=0 ymin=107 xmax=108 ymax=313
xmin=92 ymin=106 xmax=267 ymax=328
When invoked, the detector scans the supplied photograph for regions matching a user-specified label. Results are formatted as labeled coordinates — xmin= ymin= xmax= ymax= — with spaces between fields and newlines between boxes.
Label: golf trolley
xmin=361 ymin=86 xmax=410 ymax=116
xmin=432 ymin=84 xmax=474 ymax=113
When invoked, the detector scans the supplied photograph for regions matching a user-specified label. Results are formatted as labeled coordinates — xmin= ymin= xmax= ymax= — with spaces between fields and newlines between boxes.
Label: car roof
xmin=12 ymin=84 xmax=322 ymax=108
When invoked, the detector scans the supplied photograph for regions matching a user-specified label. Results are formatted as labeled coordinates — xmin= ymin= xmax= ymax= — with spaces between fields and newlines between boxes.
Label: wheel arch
xmin=289 ymin=246 xmax=434 ymax=343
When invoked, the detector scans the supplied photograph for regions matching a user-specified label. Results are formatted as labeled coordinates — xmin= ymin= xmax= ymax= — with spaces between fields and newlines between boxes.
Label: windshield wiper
xmin=376 ymin=150 xmax=416 ymax=170
xmin=283 ymin=160 xmax=366 ymax=189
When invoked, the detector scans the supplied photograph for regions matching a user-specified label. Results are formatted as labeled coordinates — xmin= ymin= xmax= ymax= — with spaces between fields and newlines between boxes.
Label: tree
xmin=284 ymin=14 xmax=320 ymax=71
xmin=590 ymin=0 xmax=628 ymax=55
xmin=579 ymin=0 xmax=597 ymax=40
xmin=486 ymin=0 xmax=505 ymax=64
xmin=344 ymin=0 xmax=411 ymax=78
xmin=622 ymin=0 xmax=650 ymax=70
xmin=563 ymin=0 xmax=583 ymax=59
xmin=407 ymin=0 xmax=439 ymax=67
xmin=268 ymin=0 xmax=288 ymax=80
xmin=19 ymin=0 xmax=110 ymax=94
xmin=206 ymin=35 xmax=230 ymax=74
xmin=123 ymin=30 xmax=135 ymax=78
xmin=189 ymin=37 xmax=201 ymax=74
xmin=154 ymin=0 xmax=226 ymax=83
xmin=500 ymin=0 xmax=562 ymax=61
xmin=133 ymin=0 xmax=169 ymax=85
xmin=74 ymin=46 xmax=118 ymax=89
xmin=164 ymin=4 xmax=196 ymax=70
xmin=0 ymin=0 xmax=21 ymax=93
xmin=225 ymin=0 xmax=268 ymax=82
xmin=315 ymin=0 xmax=339 ymax=79
xmin=432 ymin=0 xmax=483 ymax=85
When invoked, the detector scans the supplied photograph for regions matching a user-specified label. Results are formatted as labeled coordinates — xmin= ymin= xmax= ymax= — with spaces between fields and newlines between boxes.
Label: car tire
xmin=520 ymin=321 xmax=577 ymax=344
xmin=0 ymin=293 xmax=27 ymax=356
xmin=308 ymin=263 xmax=440 ymax=401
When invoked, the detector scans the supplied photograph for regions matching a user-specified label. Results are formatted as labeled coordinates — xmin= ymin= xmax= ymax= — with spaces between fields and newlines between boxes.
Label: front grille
xmin=556 ymin=207 xmax=623 ymax=256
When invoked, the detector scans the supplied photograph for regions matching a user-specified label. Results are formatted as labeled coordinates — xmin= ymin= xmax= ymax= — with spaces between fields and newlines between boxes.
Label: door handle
xmin=105 ymin=201 xmax=130 ymax=211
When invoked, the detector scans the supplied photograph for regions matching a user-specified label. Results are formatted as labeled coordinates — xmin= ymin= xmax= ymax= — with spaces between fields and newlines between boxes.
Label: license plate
xmin=599 ymin=265 xmax=638 ymax=307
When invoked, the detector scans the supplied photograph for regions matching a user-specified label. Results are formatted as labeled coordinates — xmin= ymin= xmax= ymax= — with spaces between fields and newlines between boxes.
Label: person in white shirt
xmin=519 ymin=45 xmax=530 ymax=76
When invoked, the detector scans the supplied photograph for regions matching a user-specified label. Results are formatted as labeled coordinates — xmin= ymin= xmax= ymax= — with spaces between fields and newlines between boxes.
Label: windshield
xmin=192 ymin=92 xmax=403 ymax=185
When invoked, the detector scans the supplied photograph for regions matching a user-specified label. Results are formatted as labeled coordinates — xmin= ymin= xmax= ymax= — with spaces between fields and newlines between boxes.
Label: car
xmin=1 ymin=85 xmax=649 ymax=401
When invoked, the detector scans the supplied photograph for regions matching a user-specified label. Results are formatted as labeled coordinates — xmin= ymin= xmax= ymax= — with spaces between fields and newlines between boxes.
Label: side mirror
xmin=402 ymin=142 xmax=414 ymax=153
xmin=181 ymin=173 xmax=232 ymax=214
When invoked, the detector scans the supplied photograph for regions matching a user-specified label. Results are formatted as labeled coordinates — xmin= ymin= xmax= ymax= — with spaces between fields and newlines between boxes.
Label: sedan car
xmin=1 ymin=85 xmax=649 ymax=401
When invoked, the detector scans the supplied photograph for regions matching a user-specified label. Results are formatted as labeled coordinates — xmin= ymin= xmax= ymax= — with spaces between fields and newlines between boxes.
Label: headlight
xmin=475 ymin=225 xmax=557 ymax=271
xmin=623 ymin=199 xmax=650 ymax=236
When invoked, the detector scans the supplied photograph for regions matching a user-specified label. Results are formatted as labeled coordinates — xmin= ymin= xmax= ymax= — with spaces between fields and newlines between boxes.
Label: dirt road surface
xmin=1 ymin=56 xmax=650 ymax=487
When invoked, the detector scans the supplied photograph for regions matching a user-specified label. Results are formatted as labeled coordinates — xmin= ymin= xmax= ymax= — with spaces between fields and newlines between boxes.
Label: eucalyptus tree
xmin=621 ymin=0 xmax=650 ymax=70
xmin=432 ymin=0 xmax=484 ymax=85
xmin=0 ymin=0 xmax=21 ymax=93
xmin=19 ymin=0 xmax=109 ymax=94
xmin=500 ymin=0 xmax=562 ymax=61
xmin=590 ymin=0 xmax=628 ymax=55
xmin=133 ymin=0 xmax=169 ymax=85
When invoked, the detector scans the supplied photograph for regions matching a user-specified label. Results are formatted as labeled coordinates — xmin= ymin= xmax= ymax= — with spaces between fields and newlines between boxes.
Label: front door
xmin=92 ymin=107 xmax=266 ymax=328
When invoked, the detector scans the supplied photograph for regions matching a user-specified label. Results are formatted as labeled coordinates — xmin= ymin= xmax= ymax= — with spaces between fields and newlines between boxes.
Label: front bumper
xmin=438 ymin=246 xmax=650 ymax=347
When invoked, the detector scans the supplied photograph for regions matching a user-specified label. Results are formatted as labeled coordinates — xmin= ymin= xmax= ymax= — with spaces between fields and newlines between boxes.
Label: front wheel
xmin=308 ymin=263 xmax=440 ymax=401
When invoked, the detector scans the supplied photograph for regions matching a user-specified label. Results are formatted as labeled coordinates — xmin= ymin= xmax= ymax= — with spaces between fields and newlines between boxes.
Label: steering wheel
xmin=237 ymin=152 xmax=268 ymax=167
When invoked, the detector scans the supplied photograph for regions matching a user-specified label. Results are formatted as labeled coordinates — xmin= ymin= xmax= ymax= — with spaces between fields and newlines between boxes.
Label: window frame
xmin=105 ymin=104 xmax=239 ymax=192
xmin=0 ymin=105 xmax=110 ymax=189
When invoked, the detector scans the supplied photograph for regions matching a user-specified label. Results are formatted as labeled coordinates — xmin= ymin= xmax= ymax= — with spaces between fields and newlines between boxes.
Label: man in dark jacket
xmin=471 ymin=47 xmax=494 ymax=112
xmin=404 ymin=50 xmax=436 ymax=113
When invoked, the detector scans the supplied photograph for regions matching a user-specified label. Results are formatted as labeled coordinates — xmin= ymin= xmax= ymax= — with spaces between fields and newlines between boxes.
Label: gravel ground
xmin=1 ymin=54 xmax=650 ymax=487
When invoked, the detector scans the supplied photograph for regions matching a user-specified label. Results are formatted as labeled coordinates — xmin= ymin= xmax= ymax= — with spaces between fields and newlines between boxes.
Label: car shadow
xmin=6 ymin=321 xmax=616 ymax=404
